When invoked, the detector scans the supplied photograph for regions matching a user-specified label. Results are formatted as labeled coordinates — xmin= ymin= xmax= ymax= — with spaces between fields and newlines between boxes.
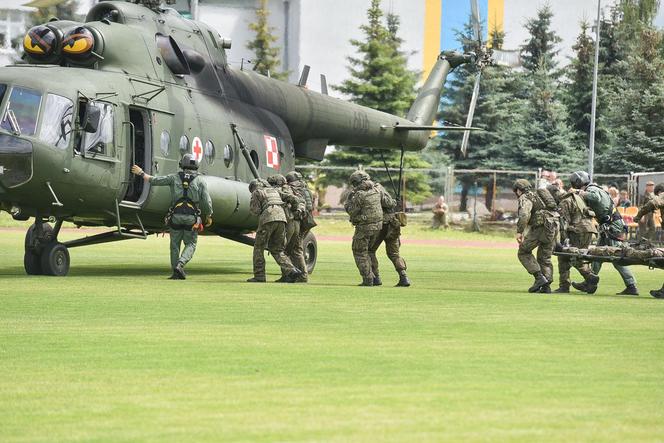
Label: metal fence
xmin=296 ymin=164 xmax=635 ymax=217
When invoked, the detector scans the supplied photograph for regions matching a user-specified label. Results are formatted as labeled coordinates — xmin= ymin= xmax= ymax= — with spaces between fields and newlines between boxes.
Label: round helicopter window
xmin=223 ymin=144 xmax=233 ymax=168
xmin=179 ymin=135 xmax=188 ymax=154
xmin=205 ymin=140 xmax=215 ymax=165
xmin=160 ymin=130 xmax=170 ymax=156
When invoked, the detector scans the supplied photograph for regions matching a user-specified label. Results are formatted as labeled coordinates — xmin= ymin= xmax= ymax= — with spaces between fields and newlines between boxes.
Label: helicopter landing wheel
xmin=40 ymin=242 xmax=70 ymax=277
xmin=303 ymin=230 xmax=317 ymax=275
xmin=23 ymin=222 xmax=54 ymax=276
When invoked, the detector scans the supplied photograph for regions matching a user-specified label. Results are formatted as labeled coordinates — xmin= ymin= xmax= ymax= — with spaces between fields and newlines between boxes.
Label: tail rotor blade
xmin=470 ymin=0 xmax=482 ymax=43
xmin=461 ymin=71 xmax=482 ymax=157
xmin=492 ymin=49 xmax=522 ymax=67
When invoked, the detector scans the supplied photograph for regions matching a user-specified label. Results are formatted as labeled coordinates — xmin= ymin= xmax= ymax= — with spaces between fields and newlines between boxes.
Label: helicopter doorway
xmin=123 ymin=108 xmax=151 ymax=204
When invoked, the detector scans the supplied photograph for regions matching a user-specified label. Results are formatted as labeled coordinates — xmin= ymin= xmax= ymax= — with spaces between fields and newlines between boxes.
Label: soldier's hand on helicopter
xmin=131 ymin=165 xmax=144 ymax=176
xmin=204 ymin=216 xmax=213 ymax=227
xmin=515 ymin=233 xmax=524 ymax=244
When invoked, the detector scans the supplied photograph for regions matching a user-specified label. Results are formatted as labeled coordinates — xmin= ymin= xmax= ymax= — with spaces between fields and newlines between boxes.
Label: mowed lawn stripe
xmin=1 ymin=229 xmax=663 ymax=442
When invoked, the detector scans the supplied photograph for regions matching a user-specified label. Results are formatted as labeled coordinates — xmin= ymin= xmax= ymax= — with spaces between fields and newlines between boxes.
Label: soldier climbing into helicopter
xmin=131 ymin=154 xmax=213 ymax=280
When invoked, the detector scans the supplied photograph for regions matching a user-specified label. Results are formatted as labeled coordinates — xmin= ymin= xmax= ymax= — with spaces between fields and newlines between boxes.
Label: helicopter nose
xmin=0 ymin=134 xmax=33 ymax=190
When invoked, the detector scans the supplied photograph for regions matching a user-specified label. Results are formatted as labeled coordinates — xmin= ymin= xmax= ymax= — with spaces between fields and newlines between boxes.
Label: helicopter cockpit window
xmin=39 ymin=94 xmax=74 ymax=149
xmin=80 ymin=101 xmax=114 ymax=156
xmin=1 ymin=87 xmax=42 ymax=136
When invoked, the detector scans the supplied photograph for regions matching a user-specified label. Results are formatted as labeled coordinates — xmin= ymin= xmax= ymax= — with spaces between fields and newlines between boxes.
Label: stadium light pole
xmin=589 ymin=0 xmax=602 ymax=181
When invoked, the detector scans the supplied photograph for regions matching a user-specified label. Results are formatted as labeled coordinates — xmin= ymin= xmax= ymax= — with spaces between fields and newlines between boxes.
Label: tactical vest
xmin=168 ymin=172 xmax=200 ymax=229
xmin=352 ymin=187 xmax=383 ymax=225
xmin=263 ymin=187 xmax=284 ymax=209
xmin=566 ymin=193 xmax=596 ymax=233
xmin=524 ymin=190 xmax=558 ymax=227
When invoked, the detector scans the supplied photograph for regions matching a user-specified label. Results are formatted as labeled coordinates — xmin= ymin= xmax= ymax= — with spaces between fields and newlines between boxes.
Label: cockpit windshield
xmin=0 ymin=87 xmax=42 ymax=136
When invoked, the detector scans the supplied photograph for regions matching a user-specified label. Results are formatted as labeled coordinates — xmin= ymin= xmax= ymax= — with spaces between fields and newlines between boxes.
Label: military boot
xmin=283 ymin=269 xmax=304 ymax=283
xmin=528 ymin=272 xmax=549 ymax=293
xmin=174 ymin=262 xmax=187 ymax=280
xmin=616 ymin=285 xmax=639 ymax=296
xmin=572 ymin=281 xmax=597 ymax=294
xmin=168 ymin=272 xmax=179 ymax=280
xmin=553 ymin=285 xmax=570 ymax=294
xmin=359 ymin=276 xmax=374 ymax=287
xmin=649 ymin=284 xmax=664 ymax=299
xmin=373 ymin=275 xmax=383 ymax=286
xmin=539 ymin=284 xmax=552 ymax=294
xmin=274 ymin=275 xmax=287 ymax=283
xmin=247 ymin=276 xmax=266 ymax=283
xmin=396 ymin=271 xmax=411 ymax=287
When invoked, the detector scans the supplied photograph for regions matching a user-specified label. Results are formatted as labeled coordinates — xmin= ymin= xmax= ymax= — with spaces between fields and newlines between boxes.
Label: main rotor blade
xmin=470 ymin=0 xmax=482 ymax=43
xmin=461 ymin=71 xmax=482 ymax=157
xmin=492 ymin=49 xmax=522 ymax=67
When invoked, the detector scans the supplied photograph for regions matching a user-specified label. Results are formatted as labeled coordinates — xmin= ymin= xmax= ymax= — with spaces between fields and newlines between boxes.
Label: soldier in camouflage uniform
xmin=553 ymin=184 xmax=600 ymax=293
xmin=571 ymin=171 xmax=639 ymax=295
xmin=369 ymin=182 xmax=410 ymax=287
xmin=132 ymin=154 xmax=213 ymax=280
xmin=286 ymin=171 xmax=317 ymax=282
xmin=635 ymin=183 xmax=663 ymax=243
xmin=639 ymin=181 xmax=657 ymax=241
xmin=513 ymin=178 xmax=559 ymax=293
xmin=345 ymin=170 xmax=384 ymax=286
xmin=248 ymin=179 xmax=302 ymax=283
xmin=268 ymin=174 xmax=306 ymax=283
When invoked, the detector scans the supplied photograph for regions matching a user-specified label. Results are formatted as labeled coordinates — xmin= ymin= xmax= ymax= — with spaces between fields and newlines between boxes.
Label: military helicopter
xmin=0 ymin=0 xmax=479 ymax=276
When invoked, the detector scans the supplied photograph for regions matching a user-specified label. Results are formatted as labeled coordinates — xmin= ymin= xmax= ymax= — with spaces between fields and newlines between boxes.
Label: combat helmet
xmin=349 ymin=170 xmax=370 ymax=186
xmin=512 ymin=179 xmax=532 ymax=193
xmin=248 ymin=178 xmax=264 ymax=192
xmin=267 ymin=174 xmax=287 ymax=186
xmin=570 ymin=171 xmax=591 ymax=189
xmin=285 ymin=171 xmax=302 ymax=183
xmin=655 ymin=183 xmax=664 ymax=195
xmin=179 ymin=153 xmax=199 ymax=170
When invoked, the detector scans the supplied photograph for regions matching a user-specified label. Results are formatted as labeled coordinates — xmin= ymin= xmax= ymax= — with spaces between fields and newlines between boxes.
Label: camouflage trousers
xmin=352 ymin=224 xmax=382 ymax=279
xmin=591 ymin=234 xmax=636 ymax=287
xmin=253 ymin=221 xmax=296 ymax=279
xmin=558 ymin=232 xmax=595 ymax=287
xmin=284 ymin=219 xmax=306 ymax=278
xmin=170 ymin=229 xmax=198 ymax=269
xmin=432 ymin=213 xmax=449 ymax=229
xmin=369 ymin=218 xmax=406 ymax=277
xmin=639 ymin=214 xmax=657 ymax=241
xmin=518 ymin=224 xmax=557 ymax=282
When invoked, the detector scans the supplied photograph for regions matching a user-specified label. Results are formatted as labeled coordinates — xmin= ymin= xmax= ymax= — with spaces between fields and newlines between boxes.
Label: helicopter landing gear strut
xmin=24 ymin=218 xmax=69 ymax=276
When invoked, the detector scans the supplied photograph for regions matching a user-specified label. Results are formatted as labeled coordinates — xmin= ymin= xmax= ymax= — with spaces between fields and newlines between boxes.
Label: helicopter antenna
xmin=298 ymin=65 xmax=310 ymax=87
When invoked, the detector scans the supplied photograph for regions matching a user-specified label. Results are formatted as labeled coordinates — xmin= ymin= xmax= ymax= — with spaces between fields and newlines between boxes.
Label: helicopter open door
xmin=122 ymin=107 xmax=152 ymax=204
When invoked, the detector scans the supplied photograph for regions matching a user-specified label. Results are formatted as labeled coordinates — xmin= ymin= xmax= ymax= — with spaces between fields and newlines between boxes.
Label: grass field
xmin=1 ymin=217 xmax=664 ymax=442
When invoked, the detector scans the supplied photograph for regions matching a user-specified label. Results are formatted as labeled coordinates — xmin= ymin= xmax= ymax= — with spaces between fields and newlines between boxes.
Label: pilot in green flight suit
xmin=132 ymin=154 xmax=213 ymax=279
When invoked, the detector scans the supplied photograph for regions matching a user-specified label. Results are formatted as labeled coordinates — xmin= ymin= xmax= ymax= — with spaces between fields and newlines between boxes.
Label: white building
xmin=0 ymin=0 xmax=36 ymax=66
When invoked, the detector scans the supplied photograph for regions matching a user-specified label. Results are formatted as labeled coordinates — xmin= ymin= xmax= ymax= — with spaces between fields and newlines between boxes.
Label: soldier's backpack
xmin=166 ymin=172 xmax=200 ymax=230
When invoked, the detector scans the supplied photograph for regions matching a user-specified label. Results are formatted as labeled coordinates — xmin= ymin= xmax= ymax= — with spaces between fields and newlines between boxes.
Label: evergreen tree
xmin=247 ymin=0 xmax=288 ymax=80
xmin=603 ymin=27 xmax=664 ymax=172
xmin=564 ymin=21 xmax=595 ymax=136
xmin=520 ymin=4 xmax=562 ymax=74
xmin=323 ymin=0 xmax=429 ymax=204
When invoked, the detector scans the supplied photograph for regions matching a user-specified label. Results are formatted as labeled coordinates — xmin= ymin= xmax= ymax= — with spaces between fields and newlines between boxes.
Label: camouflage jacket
xmin=149 ymin=173 xmax=213 ymax=217
xmin=636 ymin=194 xmax=664 ymax=225
xmin=250 ymin=187 xmax=286 ymax=226
xmin=559 ymin=192 xmax=597 ymax=236
xmin=278 ymin=184 xmax=306 ymax=221
xmin=344 ymin=181 xmax=383 ymax=228
xmin=375 ymin=183 xmax=398 ymax=223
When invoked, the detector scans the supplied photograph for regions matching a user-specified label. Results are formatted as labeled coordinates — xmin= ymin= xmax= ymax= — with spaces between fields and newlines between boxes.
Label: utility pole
xmin=588 ymin=0 xmax=601 ymax=181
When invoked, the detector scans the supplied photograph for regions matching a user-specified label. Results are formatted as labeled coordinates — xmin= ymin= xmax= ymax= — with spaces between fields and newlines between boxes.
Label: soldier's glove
xmin=204 ymin=216 xmax=213 ymax=227
xmin=131 ymin=165 xmax=144 ymax=176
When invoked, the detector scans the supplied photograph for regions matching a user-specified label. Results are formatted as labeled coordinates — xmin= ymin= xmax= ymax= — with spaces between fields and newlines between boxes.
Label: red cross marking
xmin=191 ymin=136 xmax=203 ymax=162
